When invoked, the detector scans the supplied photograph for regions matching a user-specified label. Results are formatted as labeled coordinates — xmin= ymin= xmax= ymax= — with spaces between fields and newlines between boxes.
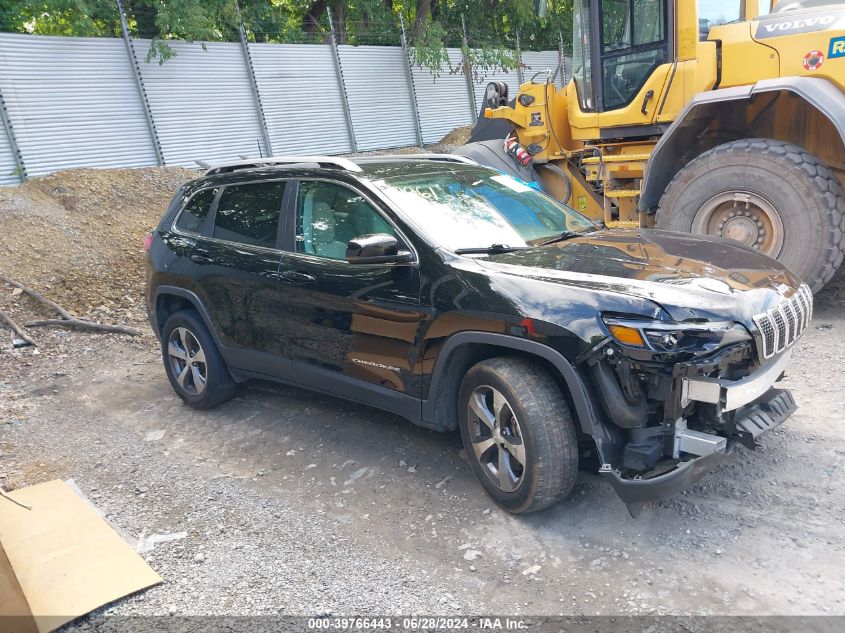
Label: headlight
xmin=602 ymin=316 xmax=752 ymax=353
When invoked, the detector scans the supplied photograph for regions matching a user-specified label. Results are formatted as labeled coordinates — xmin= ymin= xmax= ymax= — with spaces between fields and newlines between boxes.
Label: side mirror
xmin=346 ymin=234 xmax=412 ymax=264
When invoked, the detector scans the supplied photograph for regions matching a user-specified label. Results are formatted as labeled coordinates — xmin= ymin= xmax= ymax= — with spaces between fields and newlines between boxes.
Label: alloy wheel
xmin=466 ymin=385 xmax=526 ymax=493
xmin=167 ymin=327 xmax=207 ymax=396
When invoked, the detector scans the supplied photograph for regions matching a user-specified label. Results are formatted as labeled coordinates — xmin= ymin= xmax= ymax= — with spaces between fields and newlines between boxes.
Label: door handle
xmin=640 ymin=89 xmax=655 ymax=115
xmin=280 ymin=270 xmax=316 ymax=284
xmin=190 ymin=254 xmax=213 ymax=264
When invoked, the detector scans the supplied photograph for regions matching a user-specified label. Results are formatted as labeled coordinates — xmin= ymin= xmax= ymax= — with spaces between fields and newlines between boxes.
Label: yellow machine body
xmin=486 ymin=0 xmax=845 ymax=228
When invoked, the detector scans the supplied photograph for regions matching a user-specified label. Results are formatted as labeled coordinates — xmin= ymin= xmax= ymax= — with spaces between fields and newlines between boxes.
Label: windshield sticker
xmin=491 ymin=174 xmax=532 ymax=193
xmin=803 ymin=50 xmax=825 ymax=71
xmin=831 ymin=36 xmax=845 ymax=58
xmin=755 ymin=13 xmax=845 ymax=39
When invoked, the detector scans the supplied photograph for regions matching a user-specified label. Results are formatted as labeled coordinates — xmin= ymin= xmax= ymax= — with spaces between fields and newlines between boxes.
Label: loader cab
xmin=571 ymin=0 xmax=669 ymax=114
xmin=568 ymin=0 xmax=771 ymax=136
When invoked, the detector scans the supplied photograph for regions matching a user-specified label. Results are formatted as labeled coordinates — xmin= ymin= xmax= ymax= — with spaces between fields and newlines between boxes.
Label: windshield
xmin=372 ymin=169 xmax=596 ymax=252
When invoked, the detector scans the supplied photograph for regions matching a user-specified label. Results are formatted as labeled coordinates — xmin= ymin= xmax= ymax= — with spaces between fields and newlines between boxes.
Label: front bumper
xmin=601 ymin=386 xmax=796 ymax=512
xmin=680 ymin=349 xmax=792 ymax=411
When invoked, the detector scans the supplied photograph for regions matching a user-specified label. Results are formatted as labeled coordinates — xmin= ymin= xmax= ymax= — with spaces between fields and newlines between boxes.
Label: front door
xmin=190 ymin=178 xmax=293 ymax=379
xmin=279 ymin=179 xmax=423 ymax=418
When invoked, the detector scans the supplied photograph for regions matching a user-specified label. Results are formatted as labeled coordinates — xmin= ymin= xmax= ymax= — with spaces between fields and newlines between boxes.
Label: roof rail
xmin=414 ymin=153 xmax=478 ymax=165
xmin=203 ymin=155 xmax=363 ymax=176
xmin=360 ymin=153 xmax=478 ymax=166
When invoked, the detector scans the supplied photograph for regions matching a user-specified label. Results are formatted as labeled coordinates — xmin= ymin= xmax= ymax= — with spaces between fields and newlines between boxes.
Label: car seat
xmin=308 ymin=203 xmax=347 ymax=260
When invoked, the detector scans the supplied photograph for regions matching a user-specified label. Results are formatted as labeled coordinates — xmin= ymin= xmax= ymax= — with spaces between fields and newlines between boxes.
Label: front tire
xmin=656 ymin=138 xmax=845 ymax=293
xmin=458 ymin=357 xmax=579 ymax=514
xmin=161 ymin=309 xmax=237 ymax=409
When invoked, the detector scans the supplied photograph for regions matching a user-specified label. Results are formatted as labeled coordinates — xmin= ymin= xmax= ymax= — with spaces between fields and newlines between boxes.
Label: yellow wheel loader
xmin=456 ymin=0 xmax=845 ymax=292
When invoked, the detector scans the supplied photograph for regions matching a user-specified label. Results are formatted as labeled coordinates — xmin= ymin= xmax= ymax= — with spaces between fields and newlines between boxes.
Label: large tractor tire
xmin=656 ymin=138 xmax=845 ymax=293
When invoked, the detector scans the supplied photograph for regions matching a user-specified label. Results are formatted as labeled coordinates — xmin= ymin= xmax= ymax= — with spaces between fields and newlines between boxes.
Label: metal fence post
xmin=238 ymin=17 xmax=273 ymax=157
xmin=515 ymin=31 xmax=524 ymax=85
xmin=399 ymin=15 xmax=424 ymax=149
xmin=116 ymin=0 xmax=164 ymax=166
xmin=0 ymin=87 xmax=26 ymax=182
xmin=327 ymin=7 xmax=357 ymax=153
xmin=461 ymin=15 xmax=477 ymax=124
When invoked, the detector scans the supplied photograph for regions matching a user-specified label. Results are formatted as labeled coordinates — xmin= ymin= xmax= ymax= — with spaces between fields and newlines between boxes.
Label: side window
xmin=603 ymin=0 xmax=632 ymax=51
xmin=212 ymin=181 xmax=285 ymax=248
xmin=633 ymin=0 xmax=664 ymax=44
xmin=176 ymin=187 xmax=217 ymax=233
xmin=295 ymin=181 xmax=396 ymax=261
xmin=600 ymin=0 xmax=668 ymax=111
xmin=572 ymin=0 xmax=595 ymax=111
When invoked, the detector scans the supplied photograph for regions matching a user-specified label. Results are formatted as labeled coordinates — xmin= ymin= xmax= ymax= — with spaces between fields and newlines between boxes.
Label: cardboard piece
xmin=0 ymin=480 xmax=162 ymax=633
xmin=0 ymin=536 xmax=38 ymax=633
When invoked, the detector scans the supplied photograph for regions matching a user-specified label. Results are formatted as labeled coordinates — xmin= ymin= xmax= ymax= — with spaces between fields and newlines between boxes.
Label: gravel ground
xmin=1 ymin=166 xmax=844 ymax=625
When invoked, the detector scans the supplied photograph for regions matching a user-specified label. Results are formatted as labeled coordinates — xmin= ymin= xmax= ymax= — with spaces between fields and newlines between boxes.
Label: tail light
xmin=144 ymin=231 xmax=154 ymax=253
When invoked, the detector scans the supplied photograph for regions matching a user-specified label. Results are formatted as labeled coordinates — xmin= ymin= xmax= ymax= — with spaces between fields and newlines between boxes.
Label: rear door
xmin=278 ymin=178 xmax=423 ymax=419
xmin=189 ymin=179 xmax=294 ymax=379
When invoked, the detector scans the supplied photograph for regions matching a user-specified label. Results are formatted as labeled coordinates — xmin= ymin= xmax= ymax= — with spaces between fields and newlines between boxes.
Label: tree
xmin=0 ymin=0 xmax=574 ymax=69
xmin=413 ymin=0 xmax=431 ymax=41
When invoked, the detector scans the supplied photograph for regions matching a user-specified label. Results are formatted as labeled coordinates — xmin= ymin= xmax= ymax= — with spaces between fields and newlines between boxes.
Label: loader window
xmin=603 ymin=0 xmax=632 ymax=50
xmin=572 ymin=0 xmax=595 ymax=110
xmin=600 ymin=0 xmax=668 ymax=110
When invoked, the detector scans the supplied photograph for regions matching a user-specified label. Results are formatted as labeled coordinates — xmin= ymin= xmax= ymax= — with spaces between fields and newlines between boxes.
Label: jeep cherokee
xmin=145 ymin=155 xmax=810 ymax=514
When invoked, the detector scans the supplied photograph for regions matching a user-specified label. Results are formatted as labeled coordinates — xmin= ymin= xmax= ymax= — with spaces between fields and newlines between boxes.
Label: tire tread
xmin=460 ymin=357 xmax=579 ymax=513
xmin=161 ymin=309 xmax=237 ymax=410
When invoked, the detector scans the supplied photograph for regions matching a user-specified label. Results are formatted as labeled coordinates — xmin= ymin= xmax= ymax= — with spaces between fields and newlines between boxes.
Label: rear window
xmin=175 ymin=187 xmax=217 ymax=233
xmin=212 ymin=181 xmax=286 ymax=248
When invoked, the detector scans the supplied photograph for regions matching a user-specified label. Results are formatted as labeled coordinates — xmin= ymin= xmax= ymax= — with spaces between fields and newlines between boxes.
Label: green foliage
xmin=409 ymin=20 xmax=451 ymax=76
xmin=465 ymin=45 xmax=520 ymax=82
xmin=0 ymin=0 xmax=574 ymax=72
xmin=2 ymin=0 xmax=120 ymax=37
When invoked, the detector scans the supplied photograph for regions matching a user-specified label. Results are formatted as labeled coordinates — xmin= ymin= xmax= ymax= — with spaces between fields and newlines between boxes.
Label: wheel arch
xmin=639 ymin=77 xmax=845 ymax=211
xmin=421 ymin=332 xmax=602 ymax=439
xmin=153 ymin=286 xmax=223 ymax=349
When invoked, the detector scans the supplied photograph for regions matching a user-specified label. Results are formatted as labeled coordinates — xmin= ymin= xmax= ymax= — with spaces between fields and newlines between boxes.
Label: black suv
xmin=145 ymin=155 xmax=810 ymax=514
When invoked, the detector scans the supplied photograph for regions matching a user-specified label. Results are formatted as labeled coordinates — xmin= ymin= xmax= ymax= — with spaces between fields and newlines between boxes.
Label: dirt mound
xmin=0 ymin=167 xmax=197 ymax=328
xmin=438 ymin=125 xmax=472 ymax=147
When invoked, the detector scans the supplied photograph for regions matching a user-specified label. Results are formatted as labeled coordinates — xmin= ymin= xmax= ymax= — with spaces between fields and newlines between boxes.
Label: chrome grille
xmin=752 ymin=284 xmax=813 ymax=359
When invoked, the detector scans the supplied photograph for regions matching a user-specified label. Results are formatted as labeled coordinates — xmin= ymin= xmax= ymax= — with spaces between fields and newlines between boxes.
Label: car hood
xmin=474 ymin=229 xmax=803 ymax=323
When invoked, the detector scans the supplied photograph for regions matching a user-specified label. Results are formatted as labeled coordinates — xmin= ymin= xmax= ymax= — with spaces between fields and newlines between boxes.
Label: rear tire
xmin=458 ymin=357 xmax=579 ymax=514
xmin=656 ymin=138 xmax=845 ymax=293
xmin=161 ymin=309 xmax=237 ymax=410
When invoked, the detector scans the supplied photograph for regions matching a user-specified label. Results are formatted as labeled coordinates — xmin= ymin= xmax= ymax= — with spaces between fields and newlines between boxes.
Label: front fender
xmin=639 ymin=77 xmax=845 ymax=210
xmin=421 ymin=331 xmax=620 ymax=462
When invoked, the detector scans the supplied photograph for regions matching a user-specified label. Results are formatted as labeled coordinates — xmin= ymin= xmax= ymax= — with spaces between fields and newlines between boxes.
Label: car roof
xmin=354 ymin=158 xmax=493 ymax=180
xmin=184 ymin=155 xmax=493 ymax=192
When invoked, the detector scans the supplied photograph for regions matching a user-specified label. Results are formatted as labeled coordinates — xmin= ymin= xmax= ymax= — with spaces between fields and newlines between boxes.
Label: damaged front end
xmin=580 ymin=285 xmax=811 ymax=515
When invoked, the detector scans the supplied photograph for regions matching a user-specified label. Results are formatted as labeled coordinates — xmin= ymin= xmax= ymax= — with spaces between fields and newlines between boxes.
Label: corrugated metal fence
xmin=0 ymin=32 xmax=569 ymax=186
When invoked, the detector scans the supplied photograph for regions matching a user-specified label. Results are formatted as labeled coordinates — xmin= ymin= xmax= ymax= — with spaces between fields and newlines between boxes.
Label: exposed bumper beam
xmin=681 ymin=349 xmax=792 ymax=412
